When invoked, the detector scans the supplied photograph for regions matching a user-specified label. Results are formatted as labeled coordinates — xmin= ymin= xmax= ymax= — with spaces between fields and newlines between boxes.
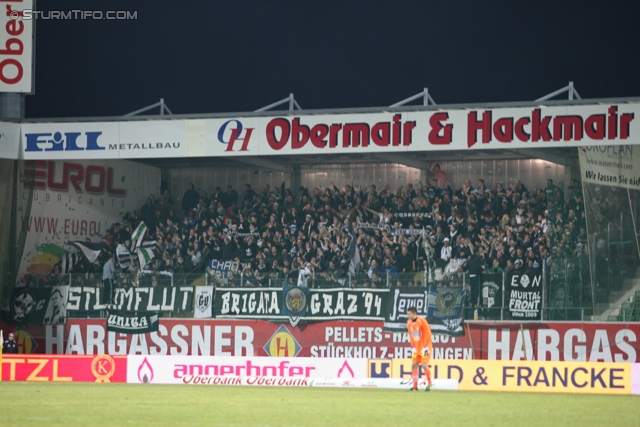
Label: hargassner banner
xmin=0 ymin=0 xmax=34 ymax=93
xmin=579 ymin=145 xmax=640 ymax=190
xmin=19 ymin=103 xmax=640 ymax=160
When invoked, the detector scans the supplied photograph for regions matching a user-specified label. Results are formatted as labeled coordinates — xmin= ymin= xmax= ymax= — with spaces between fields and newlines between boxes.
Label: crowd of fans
xmin=34 ymin=163 xmax=591 ymax=309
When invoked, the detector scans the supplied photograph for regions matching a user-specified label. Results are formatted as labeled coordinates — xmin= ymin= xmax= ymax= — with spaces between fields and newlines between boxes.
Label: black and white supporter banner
xmin=481 ymin=274 xmax=503 ymax=310
xmin=214 ymin=287 xmax=389 ymax=324
xmin=106 ymin=311 xmax=159 ymax=334
xmin=383 ymin=286 xmax=464 ymax=336
xmin=383 ymin=286 xmax=429 ymax=331
xmin=66 ymin=285 xmax=194 ymax=313
xmin=508 ymin=272 xmax=542 ymax=320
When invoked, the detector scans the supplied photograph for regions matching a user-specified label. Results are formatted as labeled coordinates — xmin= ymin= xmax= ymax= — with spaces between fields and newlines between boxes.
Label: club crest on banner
xmin=281 ymin=286 xmax=308 ymax=327
xmin=196 ymin=292 xmax=211 ymax=313
xmin=12 ymin=289 xmax=36 ymax=322
xmin=482 ymin=280 xmax=500 ymax=308
xmin=435 ymin=288 xmax=459 ymax=315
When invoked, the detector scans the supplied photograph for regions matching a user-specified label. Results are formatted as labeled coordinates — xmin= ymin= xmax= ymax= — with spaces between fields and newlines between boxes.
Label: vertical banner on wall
xmin=425 ymin=286 xmax=465 ymax=336
xmin=507 ymin=272 xmax=542 ymax=320
xmin=194 ymin=286 xmax=213 ymax=319
xmin=15 ymin=160 xmax=160 ymax=286
xmin=0 ymin=0 xmax=34 ymax=93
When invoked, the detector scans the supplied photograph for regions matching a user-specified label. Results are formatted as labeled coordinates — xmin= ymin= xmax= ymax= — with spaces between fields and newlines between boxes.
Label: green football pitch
xmin=1 ymin=383 xmax=639 ymax=427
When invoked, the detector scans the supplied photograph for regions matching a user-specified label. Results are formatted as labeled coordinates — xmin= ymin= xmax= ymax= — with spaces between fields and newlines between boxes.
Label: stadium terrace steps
xmin=599 ymin=272 xmax=640 ymax=321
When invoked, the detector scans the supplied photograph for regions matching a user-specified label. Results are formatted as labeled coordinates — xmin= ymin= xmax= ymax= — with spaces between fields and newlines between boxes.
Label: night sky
xmin=25 ymin=0 xmax=640 ymax=119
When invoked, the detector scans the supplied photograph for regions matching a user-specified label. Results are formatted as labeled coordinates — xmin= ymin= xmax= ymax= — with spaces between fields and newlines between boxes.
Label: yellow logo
xmin=264 ymin=325 xmax=302 ymax=357
xmin=91 ymin=355 xmax=116 ymax=383
xmin=14 ymin=328 xmax=37 ymax=354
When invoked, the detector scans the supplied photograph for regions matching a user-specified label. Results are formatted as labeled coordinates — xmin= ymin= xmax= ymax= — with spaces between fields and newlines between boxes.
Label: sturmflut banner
xmin=66 ymin=285 xmax=194 ymax=313
xmin=579 ymin=145 xmax=640 ymax=190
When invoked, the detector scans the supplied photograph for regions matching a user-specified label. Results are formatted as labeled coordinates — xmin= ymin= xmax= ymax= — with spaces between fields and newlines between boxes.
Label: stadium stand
xmin=24 ymin=163 xmax=618 ymax=321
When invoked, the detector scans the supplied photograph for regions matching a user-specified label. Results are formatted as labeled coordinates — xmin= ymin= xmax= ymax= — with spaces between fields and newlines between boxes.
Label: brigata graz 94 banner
xmin=214 ymin=287 xmax=388 ymax=325
xmin=18 ymin=103 xmax=640 ymax=160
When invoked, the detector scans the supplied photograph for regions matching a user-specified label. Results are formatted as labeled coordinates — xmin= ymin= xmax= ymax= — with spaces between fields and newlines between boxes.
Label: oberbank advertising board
xmin=19 ymin=103 xmax=640 ymax=160
xmin=2 ymin=354 xmax=640 ymax=395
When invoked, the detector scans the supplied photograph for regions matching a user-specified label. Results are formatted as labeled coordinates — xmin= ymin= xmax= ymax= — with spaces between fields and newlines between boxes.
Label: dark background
xmin=25 ymin=0 xmax=640 ymax=118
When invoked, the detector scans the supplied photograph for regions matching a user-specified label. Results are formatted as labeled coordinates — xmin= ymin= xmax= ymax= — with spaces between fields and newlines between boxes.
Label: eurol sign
xmin=17 ymin=102 xmax=640 ymax=160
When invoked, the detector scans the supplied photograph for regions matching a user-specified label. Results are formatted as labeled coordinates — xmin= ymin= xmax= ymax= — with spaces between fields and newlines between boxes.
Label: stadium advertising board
xmin=8 ymin=320 xmax=640 ymax=363
xmin=385 ymin=358 xmax=633 ymax=395
xmin=1 ymin=354 xmax=127 ymax=382
xmin=126 ymin=355 xmax=367 ymax=383
xmin=43 ymin=319 xmax=472 ymax=359
xmin=15 ymin=159 xmax=160 ymax=286
xmin=20 ymin=120 xmax=187 ymax=160
xmin=579 ymin=144 xmax=640 ymax=190
xmin=17 ymin=103 xmax=640 ymax=160
xmin=0 ymin=0 xmax=34 ymax=93
xmin=633 ymin=364 xmax=640 ymax=395
xmin=473 ymin=323 xmax=639 ymax=362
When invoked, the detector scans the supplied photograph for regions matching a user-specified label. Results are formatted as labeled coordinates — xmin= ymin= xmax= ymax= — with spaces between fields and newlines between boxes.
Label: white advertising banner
xmin=0 ymin=0 xmax=34 ymax=93
xmin=579 ymin=145 xmax=640 ymax=190
xmin=21 ymin=121 xmax=187 ymax=160
xmin=193 ymin=286 xmax=213 ymax=319
xmin=19 ymin=102 xmax=640 ymax=160
xmin=17 ymin=159 xmax=160 ymax=285
xmin=0 ymin=121 xmax=20 ymax=159
xmin=127 ymin=355 xmax=368 ymax=384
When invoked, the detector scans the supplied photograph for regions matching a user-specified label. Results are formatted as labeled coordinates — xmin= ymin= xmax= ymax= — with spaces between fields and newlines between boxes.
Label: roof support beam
xmin=507 ymin=148 xmax=574 ymax=166
xmin=234 ymin=156 xmax=294 ymax=174
xmin=372 ymin=153 xmax=426 ymax=170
